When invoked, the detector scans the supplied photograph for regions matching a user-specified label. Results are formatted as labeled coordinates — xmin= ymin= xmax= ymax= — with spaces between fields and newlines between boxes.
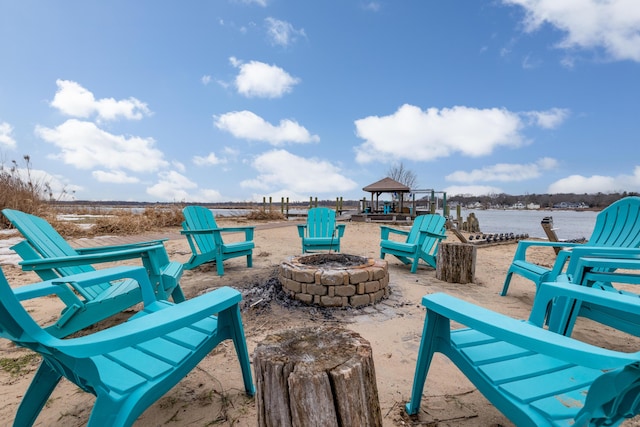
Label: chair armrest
xmin=530 ymin=280 xmax=640 ymax=329
xmin=423 ymin=292 xmax=636 ymax=369
xmin=512 ymin=240 xmax=580 ymax=262
xmin=181 ymin=226 xmax=254 ymax=241
xmin=18 ymin=244 xmax=169 ymax=272
xmin=568 ymin=252 xmax=640 ymax=285
xmin=75 ymin=239 xmax=168 ymax=255
xmin=549 ymin=246 xmax=640 ymax=282
xmin=297 ymin=224 xmax=307 ymax=238
xmin=422 ymin=229 xmax=447 ymax=240
xmin=336 ymin=224 xmax=346 ymax=238
xmin=221 ymin=226 xmax=254 ymax=240
xmin=180 ymin=228 xmax=222 ymax=235
xmin=53 ymin=286 xmax=242 ymax=357
xmin=380 ymin=226 xmax=409 ymax=240
xmin=13 ymin=279 xmax=84 ymax=308
xmin=12 ymin=266 xmax=156 ymax=309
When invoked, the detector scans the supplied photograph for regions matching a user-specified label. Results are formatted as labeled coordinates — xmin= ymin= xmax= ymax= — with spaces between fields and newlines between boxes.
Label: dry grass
xmin=0 ymin=155 xmax=50 ymax=228
xmin=246 ymin=209 xmax=286 ymax=221
xmin=48 ymin=206 xmax=186 ymax=238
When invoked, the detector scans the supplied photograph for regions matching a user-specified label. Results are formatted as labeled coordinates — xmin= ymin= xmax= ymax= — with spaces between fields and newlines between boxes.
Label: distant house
xmin=527 ymin=203 xmax=541 ymax=209
xmin=553 ymin=201 xmax=590 ymax=209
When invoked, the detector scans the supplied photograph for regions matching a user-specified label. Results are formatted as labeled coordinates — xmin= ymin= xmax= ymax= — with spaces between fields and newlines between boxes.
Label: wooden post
xmin=541 ymin=216 xmax=561 ymax=255
xmin=253 ymin=326 xmax=382 ymax=427
xmin=436 ymin=242 xmax=476 ymax=284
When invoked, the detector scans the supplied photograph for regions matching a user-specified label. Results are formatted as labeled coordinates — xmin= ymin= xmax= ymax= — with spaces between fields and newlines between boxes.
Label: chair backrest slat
xmin=307 ymin=208 xmax=336 ymax=238
xmin=183 ymin=206 xmax=220 ymax=253
xmin=3 ymin=209 xmax=95 ymax=277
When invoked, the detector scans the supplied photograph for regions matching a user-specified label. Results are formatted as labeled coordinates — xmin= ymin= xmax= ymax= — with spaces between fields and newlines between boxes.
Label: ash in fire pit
xmin=279 ymin=253 xmax=389 ymax=308
xmin=297 ymin=253 xmax=368 ymax=269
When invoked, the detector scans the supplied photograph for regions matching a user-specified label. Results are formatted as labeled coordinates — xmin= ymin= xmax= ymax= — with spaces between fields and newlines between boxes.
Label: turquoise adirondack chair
xmin=0 ymin=265 xmax=254 ymax=427
xmin=181 ymin=205 xmax=255 ymax=276
xmin=545 ymin=249 xmax=640 ymax=337
xmin=406 ymin=281 xmax=640 ymax=426
xmin=2 ymin=209 xmax=184 ymax=338
xmin=501 ymin=196 xmax=640 ymax=296
xmin=297 ymin=207 xmax=346 ymax=253
xmin=379 ymin=214 xmax=446 ymax=273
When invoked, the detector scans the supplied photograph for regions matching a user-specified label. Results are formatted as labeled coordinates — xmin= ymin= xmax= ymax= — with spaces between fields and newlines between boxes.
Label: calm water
xmin=211 ymin=207 xmax=599 ymax=240
xmin=461 ymin=209 xmax=598 ymax=241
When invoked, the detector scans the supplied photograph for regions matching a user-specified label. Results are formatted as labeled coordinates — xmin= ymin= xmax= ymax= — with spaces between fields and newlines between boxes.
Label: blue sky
xmin=1 ymin=1 xmax=639 ymax=203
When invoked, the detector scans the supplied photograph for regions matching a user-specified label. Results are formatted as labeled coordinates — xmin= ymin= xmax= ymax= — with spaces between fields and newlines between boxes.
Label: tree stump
xmin=436 ymin=242 xmax=476 ymax=284
xmin=253 ymin=326 xmax=382 ymax=427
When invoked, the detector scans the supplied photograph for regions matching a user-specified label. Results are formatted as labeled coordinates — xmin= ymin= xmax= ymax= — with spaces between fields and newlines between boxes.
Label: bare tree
xmin=386 ymin=162 xmax=417 ymax=189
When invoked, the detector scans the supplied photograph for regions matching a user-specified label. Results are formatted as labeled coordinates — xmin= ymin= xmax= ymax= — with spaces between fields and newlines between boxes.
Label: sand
xmin=1 ymin=219 xmax=639 ymax=426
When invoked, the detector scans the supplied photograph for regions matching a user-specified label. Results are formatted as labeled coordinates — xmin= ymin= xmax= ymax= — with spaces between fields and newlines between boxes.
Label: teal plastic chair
xmin=2 ymin=209 xmax=184 ymax=338
xmin=406 ymin=281 xmax=640 ymax=426
xmin=379 ymin=214 xmax=446 ymax=273
xmin=181 ymin=206 xmax=255 ymax=275
xmin=297 ymin=207 xmax=346 ymax=253
xmin=501 ymin=196 xmax=640 ymax=296
xmin=0 ymin=265 xmax=254 ymax=427
xmin=545 ymin=249 xmax=640 ymax=337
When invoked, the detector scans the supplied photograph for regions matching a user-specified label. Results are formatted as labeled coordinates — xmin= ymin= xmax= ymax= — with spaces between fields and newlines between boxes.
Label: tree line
xmin=445 ymin=192 xmax=640 ymax=210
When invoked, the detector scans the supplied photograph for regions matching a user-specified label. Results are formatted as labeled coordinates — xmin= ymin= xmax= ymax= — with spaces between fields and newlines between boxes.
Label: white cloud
xmin=363 ymin=2 xmax=381 ymax=12
xmin=523 ymin=108 xmax=570 ymax=129
xmin=548 ymin=166 xmax=640 ymax=193
xmin=230 ymin=57 xmax=300 ymax=98
xmin=241 ymin=149 xmax=358 ymax=195
xmin=51 ymin=79 xmax=151 ymax=121
xmin=503 ymin=0 xmax=640 ymax=62
xmin=172 ymin=160 xmax=186 ymax=173
xmin=35 ymin=119 xmax=168 ymax=173
xmin=193 ymin=152 xmax=226 ymax=166
xmin=197 ymin=188 xmax=225 ymax=202
xmin=0 ymin=122 xmax=17 ymax=148
xmin=237 ymin=0 xmax=267 ymax=6
xmin=444 ymin=185 xmax=505 ymax=197
xmin=92 ymin=170 xmax=140 ymax=184
xmin=354 ymin=104 xmax=526 ymax=163
xmin=13 ymin=167 xmax=82 ymax=200
xmin=214 ymin=110 xmax=319 ymax=145
xmin=265 ymin=17 xmax=305 ymax=47
xmin=446 ymin=157 xmax=559 ymax=183
xmin=201 ymin=75 xmax=212 ymax=85
xmin=146 ymin=170 xmax=197 ymax=202
xmin=355 ymin=105 xmax=568 ymax=164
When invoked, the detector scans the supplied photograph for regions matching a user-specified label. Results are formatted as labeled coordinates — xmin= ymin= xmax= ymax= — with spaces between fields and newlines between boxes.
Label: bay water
xmin=462 ymin=209 xmax=597 ymax=241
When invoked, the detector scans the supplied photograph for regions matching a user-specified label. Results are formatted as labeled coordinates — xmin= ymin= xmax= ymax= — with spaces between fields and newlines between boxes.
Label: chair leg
xmin=216 ymin=255 xmax=225 ymax=276
xmin=405 ymin=311 xmax=443 ymax=415
xmin=220 ymin=305 xmax=255 ymax=396
xmin=170 ymin=285 xmax=186 ymax=304
xmin=14 ymin=361 xmax=62 ymax=427
xmin=547 ymin=296 xmax=580 ymax=336
xmin=410 ymin=257 xmax=419 ymax=274
xmin=246 ymin=254 xmax=252 ymax=268
xmin=87 ymin=393 xmax=135 ymax=427
xmin=501 ymin=272 xmax=513 ymax=296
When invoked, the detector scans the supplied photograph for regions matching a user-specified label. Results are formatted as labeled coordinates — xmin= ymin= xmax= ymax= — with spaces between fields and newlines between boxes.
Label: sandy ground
xmin=1 ymin=219 xmax=639 ymax=426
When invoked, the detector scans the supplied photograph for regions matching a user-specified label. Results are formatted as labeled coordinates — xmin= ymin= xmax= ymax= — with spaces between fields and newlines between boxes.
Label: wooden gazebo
xmin=362 ymin=177 xmax=410 ymax=214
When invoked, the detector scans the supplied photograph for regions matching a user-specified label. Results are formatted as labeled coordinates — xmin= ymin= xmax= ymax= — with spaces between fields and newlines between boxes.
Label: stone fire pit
xmin=278 ymin=253 xmax=389 ymax=308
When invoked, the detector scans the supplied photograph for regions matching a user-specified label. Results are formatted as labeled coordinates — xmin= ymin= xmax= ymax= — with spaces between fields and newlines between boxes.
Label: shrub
xmin=0 ymin=155 xmax=49 ymax=228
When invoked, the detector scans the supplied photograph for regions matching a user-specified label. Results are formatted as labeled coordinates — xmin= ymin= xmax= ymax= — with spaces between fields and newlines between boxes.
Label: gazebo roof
xmin=362 ymin=177 xmax=410 ymax=193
